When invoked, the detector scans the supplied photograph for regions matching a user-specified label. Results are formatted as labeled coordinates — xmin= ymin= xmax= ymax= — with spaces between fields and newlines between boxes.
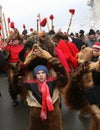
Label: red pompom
xmin=10 ymin=22 xmax=15 ymax=29
xmin=0 ymin=25 xmax=2 ymax=30
xmin=8 ymin=18 xmax=10 ymax=23
xmin=23 ymin=24 xmax=26 ymax=29
xmin=49 ymin=15 xmax=54 ymax=20
xmin=30 ymin=28 xmax=33 ymax=32
xmin=40 ymin=18 xmax=47 ymax=27
xmin=69 ymin=9 xmax=75 ymax=15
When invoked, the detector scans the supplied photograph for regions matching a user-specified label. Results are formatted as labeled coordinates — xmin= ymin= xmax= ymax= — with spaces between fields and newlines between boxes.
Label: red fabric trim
xmin=24 ymin=77 xmax=56 ymax=83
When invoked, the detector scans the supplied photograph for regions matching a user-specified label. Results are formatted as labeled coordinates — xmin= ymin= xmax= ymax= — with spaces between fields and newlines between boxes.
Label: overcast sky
xmin=0 ymin=0 xmax=91 ymax=34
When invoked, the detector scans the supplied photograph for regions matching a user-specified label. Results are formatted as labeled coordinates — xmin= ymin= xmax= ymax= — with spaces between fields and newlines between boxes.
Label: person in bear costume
xmin=65 ymin=42 xmax=100 ymax=130
xmin=6 ymin=28 xmax=24 ymax=107
xmin=18 ymin=44 xmax=69 ymax=130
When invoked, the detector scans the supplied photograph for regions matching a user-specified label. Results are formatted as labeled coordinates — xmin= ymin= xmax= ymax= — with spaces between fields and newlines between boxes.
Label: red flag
xmin=40 ymin=18 xmax=47 ymax=27
xmin=69 ymin=9 xmax=75 ymax=15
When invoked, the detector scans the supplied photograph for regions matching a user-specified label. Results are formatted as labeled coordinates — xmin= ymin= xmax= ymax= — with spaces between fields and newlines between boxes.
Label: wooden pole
xmin=3 ymin=13 xmax=8 ymax=38
xmin=37 ymin=13 xmax=42 ymax=32
xmin=46 ymin=18 xmax=50 ymax=32
xmin=0 ymin=16 xmax=5 ymax=42
xmin=7 ymin=19 xmax=10 ymax=35
xmin=37 ymin=19 xmax=39 ymax=32
xmin=0 ymin=6 xmax=6 ymax=42
xmin=67 ymin=14 xmax=73 ymax=34
xmin=51 ymin=19 xmax=53 ymax=30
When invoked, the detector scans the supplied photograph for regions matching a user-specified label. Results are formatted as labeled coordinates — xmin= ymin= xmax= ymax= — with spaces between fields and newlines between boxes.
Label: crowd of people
xmin=0 ymin=26 xmax=100 ymax=130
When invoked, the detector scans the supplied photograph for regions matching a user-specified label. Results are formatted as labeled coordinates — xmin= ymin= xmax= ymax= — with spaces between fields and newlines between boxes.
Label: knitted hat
xmin=34 ymin=65 xmax=48 ymax=77
xmin=92 ymin=42 xmax=100 ymax=51
xmin=89 ymin=29 xmax=95 ymax=35
xmin=79 ymin=30 xmax=84 ymax=35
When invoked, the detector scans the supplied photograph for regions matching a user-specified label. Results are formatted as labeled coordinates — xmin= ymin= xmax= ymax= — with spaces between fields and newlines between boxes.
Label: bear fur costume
xmin=24 ymin=44 xmax=52 ymax=65
xmin=64 ymin=60 xmax=100 ymax=130
xmin=18 ymin=44 xmax=69 ymax=130
xmin=19 ymin=31 xmax=56 ymax=63
xmin=77 ymin=46 xmax=100 ymax=88
xmin=27 ymin=32 xmax=55 ymax=56
xmin=77 ymin=46 xmax=94 ymax=88
xmin=77 ymin=46 xmax=93 ymax=64
xmin=65 ymin=61 xmax=92 ymax=110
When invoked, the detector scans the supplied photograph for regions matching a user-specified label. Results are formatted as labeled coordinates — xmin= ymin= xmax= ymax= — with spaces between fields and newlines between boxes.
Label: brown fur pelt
xmin=76 ymin=46 xmax=96 ymax=88
xmin=39 ymin=34 xmax=56 ymax=56
xmin=6 ymin=28 xmax=23 ymax=43
xmin=28 ymin=99 xmax=63 ymax=130
xmin=77 ymin=46 xmax=93 ymax=64
xmin=89 ymin=59 xmax=100 ymax=72
xmin=25 ymin=32 xmax=39 ymax=45
xmin=64 ymin=61 xmax=93 ymax=110
xmin=89 ymin=105 xmax=100 ymax=130
xmin=18 ymin=56 xmax=69 ymax=130
xmin=24 ymin=44 xmax=52 ymax=65
xmin=51 ymin=31 xmax=68 ymax=45
xmin=26 ymin=32 xmax=56 ymax=56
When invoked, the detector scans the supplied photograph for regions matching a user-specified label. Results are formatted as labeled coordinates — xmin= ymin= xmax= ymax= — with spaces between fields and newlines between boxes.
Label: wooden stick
xmin=51 ymin=19 xmax=53 ymax=30
xmin=7 ymin=20 xmax=10 ymax=35
xmin=37 ymin=19 xmax=39 ymax=32
xmin=0 ymin=16 xmax=5 ymax=42
xmin=37 ymin=13 xmax=42 ymax=32
xmin=46 ymin=18 xmax=50 ymax=32
xmin=3 ymin=13 xmax=8 ymax=38
xmin=67 ymin=14 xmax=73 ymax=34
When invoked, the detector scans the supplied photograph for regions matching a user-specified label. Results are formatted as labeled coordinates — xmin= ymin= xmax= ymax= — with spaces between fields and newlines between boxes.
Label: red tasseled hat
xmin=69 ymin=9 xmax=75 ymax=15
xmin=40 ymin=18 xmax=47 ymax=27
xmin=10 ymin=22 xmax=15 ymax=29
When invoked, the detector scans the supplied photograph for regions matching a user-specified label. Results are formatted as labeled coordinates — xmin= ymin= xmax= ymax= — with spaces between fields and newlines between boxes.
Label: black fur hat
xmin=89 ymin=29 xmax=95 ymax=35
xmin=27 ymin=57 xmax=48 ymax=71
xmin=79 ymin=30 xmax=84 ymax=35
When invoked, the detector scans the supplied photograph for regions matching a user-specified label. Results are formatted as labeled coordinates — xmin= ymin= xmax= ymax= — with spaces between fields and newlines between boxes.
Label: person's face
xmin=36 ymin=70 xmax=47 ymax=82
xmin=93 ymin=49 xmax=99 ymax=57
xmin=13 ymin=39 xmax=20 ymax=45
xmin=89 ymin=34 xmax=95 ymax=40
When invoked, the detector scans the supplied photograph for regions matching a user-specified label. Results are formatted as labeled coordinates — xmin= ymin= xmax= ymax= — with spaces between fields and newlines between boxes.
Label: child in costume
xmin=20 ymin=57 xmax=69 ymax=130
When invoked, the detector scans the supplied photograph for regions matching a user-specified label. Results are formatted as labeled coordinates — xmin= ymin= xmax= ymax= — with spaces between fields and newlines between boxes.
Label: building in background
xmin=87 ymin=0 xmax=100 ymax=30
